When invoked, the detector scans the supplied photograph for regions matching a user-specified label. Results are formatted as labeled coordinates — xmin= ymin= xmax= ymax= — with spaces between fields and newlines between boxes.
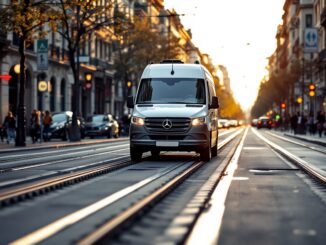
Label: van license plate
xmin=156 ymin=141 xmax=179 ymax=147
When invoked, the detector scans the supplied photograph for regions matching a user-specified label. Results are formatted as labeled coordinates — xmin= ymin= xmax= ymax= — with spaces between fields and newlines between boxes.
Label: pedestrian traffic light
xmin=281 ymin=103 xmax=286 ymax=109
xmin=308 ymin=83 xmax=315 ymax=97
xmin=84 ymin=72 xmax=92 ymax=90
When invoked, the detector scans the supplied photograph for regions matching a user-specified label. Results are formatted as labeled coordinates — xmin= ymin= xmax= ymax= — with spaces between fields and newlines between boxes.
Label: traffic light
xmin=308 ymin=83 xmax=315 ymax=97
xmin=84 ymin=72 xmax=92 ymax=90
xmin=127 ymin=81 xmax=132 ymax=88
xmin=297 ymin=97 xmax=302 ymax=104
xmin=281 ymin=103 xmax=286 ymax=109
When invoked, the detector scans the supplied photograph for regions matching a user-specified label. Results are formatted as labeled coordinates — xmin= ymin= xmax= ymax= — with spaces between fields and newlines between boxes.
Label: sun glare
xmin=165 ymin=0 xmax=284 ymax=111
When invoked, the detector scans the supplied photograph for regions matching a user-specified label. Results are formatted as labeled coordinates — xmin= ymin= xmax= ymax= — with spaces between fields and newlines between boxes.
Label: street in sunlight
xmin=0 ymin=0 xmax=325 ymax=245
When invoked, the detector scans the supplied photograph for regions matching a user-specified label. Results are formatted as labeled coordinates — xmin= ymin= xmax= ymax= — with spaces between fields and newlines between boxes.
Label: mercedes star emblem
xmin=162 ymin=119 xmax=173 ymax=129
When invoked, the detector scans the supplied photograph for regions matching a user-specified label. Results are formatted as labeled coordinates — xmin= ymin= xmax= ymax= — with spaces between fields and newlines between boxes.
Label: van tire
xmin=200 ymin=142 xmax=211 ymax=162
xmin=211 ymin=138 xmax=218 ymax=157
xmin=151 ymin=150 xmax=160 ymax=159
xmin=130 ymin=146 xmax=142 ymax=162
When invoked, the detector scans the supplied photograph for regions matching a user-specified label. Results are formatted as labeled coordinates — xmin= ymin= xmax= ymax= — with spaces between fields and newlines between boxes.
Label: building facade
xmin=0 ymin=0 xmax=209 ymax=126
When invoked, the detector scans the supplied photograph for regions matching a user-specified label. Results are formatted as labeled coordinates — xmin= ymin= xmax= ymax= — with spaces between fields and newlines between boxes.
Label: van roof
xmin=141 ymin=63 xmax=207 ymax=79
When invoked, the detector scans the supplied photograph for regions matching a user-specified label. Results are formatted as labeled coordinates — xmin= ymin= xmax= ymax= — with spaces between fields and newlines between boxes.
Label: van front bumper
xmin=129 ymin=124 xmax=210 ymax=152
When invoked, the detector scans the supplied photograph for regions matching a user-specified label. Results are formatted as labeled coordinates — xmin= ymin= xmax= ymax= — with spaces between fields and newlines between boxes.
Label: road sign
xmin=75 ymin=56 xmax=90 ymax=63
xmin=304 ymin=28 xmax=318 ymax=53
xmin=38 ymin=81 xmax=48 ymax=92
xmin=0 ymin=74 xmax=12 ymax=81
xmin=37 ymin=39 xmax=48 ymax=70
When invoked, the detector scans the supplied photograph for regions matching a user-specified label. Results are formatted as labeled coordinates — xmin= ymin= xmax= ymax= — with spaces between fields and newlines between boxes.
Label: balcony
xmin=321 ymin=7 xmax=326 ymax=28
xmin=89 ymin=58 xmax=113 ymax=70
xmin=318 ymin=48 xmax=326 ymax=62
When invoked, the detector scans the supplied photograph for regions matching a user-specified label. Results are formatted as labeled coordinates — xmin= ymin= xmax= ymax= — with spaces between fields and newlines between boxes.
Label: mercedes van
xmin=127 ymin=60 xmax=219 ymax=162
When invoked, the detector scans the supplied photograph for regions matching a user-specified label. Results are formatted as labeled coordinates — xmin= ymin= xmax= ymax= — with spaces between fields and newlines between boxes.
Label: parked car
xmin=229 ymin=119 xmax=238 ymax=127
xmin=257 ymin=116 xmax=272 ymax=129
xmin=65 ymin=116 xmax=86 ymax=139
xmin=218 ymin=119 xmax=230 ymax=129
xmin=251 ymin=118 xmax=258 ymax=127
xmin=84 ymin=114 xmax=119 ymax=138
xmin=48 ymin=111 xmax=85 ymax=140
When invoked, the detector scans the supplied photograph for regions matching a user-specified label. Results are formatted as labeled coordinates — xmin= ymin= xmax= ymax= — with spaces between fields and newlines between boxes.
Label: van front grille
xmin=145 ymin=118 xmax=191 ymax=133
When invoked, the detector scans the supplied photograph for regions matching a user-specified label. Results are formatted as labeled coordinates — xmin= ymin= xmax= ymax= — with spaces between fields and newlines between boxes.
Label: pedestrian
xmin=3 ymin=111 xmax=16 ymax=144
xmin=43 ymin=110 xmax=53 ymax=141
xmin=0 ymin=123 xmax=5 ymax=142
xmin=307 ymin=112 xmax=315 ymax=135
xmin=297 ymin=113 xmax=307 ymax=134
xmin=316 ymin=111 xmax=325 ymax=138
xmin=290 ymin=113 xmax=298 ymax=134
xmin=30 ymin=109 xmax=41 ymax=143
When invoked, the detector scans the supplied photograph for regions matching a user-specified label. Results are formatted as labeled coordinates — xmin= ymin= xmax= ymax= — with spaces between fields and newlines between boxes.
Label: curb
xmin=284 ymin=133 xmax=326 ymax=147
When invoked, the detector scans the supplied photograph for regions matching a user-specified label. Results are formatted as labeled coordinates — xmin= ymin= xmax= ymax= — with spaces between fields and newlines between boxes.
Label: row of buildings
xmin=269 ymin=0 xmax=326 ymax=117
xmin=0 ymin=0 xmax=231 ymax=124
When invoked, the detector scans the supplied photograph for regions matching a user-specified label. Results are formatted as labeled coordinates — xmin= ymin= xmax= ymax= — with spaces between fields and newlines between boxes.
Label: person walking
xmin=30 ymin=110 xmax=41 ymax=143
xmin=3 ymin=111 xmax=16 ymax=144
xmin=43 ymin=110 xmax=53 ymax=142
xmin=290 ymin=113 xmax=298 ymax=134
xmin=316 ymin=111 xmax=325 ymax=138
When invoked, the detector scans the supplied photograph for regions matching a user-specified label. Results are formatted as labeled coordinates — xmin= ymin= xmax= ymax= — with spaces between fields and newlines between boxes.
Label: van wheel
xmin=200 ymin=142 xmax=211 ymax=162
xmin=130 ymin=146 xmax=142 ymax=162
xmin=211 ymin=138 xmax=218 ymax=157
xmin=151 ymin=150 xmax=160 ymax=159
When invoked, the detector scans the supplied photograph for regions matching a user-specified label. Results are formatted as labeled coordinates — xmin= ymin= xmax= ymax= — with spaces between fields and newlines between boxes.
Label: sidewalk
xmin=0 ymin=136 xmax=128 ymax=153
xmin=281 ymin=130 xmax=326 ymax=147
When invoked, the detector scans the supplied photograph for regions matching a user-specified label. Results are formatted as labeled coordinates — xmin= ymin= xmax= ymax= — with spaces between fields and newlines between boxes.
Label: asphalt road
xmin=0 ymin=127 xmax=325 ymax=245
xmin=218 ymin=128 xmax=326 ymax=245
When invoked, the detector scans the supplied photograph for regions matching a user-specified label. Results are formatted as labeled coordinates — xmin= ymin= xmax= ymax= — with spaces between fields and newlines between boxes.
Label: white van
xmin=127 ymin=60 xmax=219 ymax=162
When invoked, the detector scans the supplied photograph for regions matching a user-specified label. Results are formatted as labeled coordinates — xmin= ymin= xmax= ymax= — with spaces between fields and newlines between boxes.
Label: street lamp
xmin=14 ymin=64 xmax=20 ymax=74
xmin=14 ymin=63 xmax=26 ymax=147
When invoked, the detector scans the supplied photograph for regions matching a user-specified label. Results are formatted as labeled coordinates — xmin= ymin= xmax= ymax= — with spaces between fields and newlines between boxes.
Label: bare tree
xmin=51 ymin=0 xmax=116 ymax=141
xmin=0 ymin=0 xmax=57 ymax=146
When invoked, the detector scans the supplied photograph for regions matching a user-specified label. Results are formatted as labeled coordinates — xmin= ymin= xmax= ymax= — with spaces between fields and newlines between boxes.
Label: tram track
xmin=0 ymin=130 xmax=241 ymax=208
xmin=0 ymin=142 xmax=130 ymax=173
xmin=77 ymin=129 xmax=246 ymax=245
xmin=266 ymin=131 xmax=326 ymax=155
xmin=252 ymin=128 xmax=326 ymax=184
xmin=6 ymin=129 xmax=244 ymax=245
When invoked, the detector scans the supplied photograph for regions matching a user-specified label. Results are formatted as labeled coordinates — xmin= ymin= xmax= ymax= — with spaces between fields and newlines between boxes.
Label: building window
xmin=306 ymin=14 xmax=312 ymax=28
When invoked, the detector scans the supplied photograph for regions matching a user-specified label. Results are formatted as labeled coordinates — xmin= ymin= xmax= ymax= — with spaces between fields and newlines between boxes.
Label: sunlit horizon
xmin=165 ymin=0 xmax=285 ymax=112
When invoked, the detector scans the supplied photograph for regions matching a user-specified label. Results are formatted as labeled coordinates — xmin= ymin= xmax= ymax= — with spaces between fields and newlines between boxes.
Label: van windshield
xmin=136 ymin=78 xmax=206 ymax=104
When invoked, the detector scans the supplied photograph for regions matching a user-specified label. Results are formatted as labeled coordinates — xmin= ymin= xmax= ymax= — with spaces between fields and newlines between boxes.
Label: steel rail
xmin=266 ymin=131 xmax=326 ymax=155
xmin=0 ymin=140 xmax=127 ymax=162
xmin=253 ymin=128 xmax=326 ymax=184
xmin=0 ymin=156 xmax=134 ymax=207
xmin=0 ymin=143 xmax=130 ymax=173
xmin=0 ymin=130 xmax=242 ymax=206
xmin=9 ymin=129 xmax=243 ymax=245
xmin=77 ymin=129 xmax=243 ymax=245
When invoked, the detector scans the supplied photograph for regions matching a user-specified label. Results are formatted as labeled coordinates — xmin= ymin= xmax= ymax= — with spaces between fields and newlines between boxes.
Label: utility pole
xmin=301 ymin=57 xmax=305 ymax=116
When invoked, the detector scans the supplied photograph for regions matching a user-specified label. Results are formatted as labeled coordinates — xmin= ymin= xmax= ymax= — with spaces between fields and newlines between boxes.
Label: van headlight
xmin=191 ymin=117 xmax=206 ymax=126
xmin=131 ymin=117 xmax=145 ymax=126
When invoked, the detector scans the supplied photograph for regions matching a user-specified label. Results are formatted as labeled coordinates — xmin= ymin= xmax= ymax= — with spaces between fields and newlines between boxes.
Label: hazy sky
xmin=165 ymin=0 xmax=285 ymax=111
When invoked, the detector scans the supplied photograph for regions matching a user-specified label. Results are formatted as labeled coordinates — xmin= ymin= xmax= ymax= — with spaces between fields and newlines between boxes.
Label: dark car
xmin=85 ymin=114 xmax=119 ymax=138
xmin=48 ymin=111 xmax=85 ymax=140
xmin=257 ymin=116 xmax=272 ymax=129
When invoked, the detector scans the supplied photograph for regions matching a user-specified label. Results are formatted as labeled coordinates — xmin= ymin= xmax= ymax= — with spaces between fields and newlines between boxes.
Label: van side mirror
xmin=210 ymin=96 xmax=219 ymax=109
xmin=127 ymin=96 xmax=134 ymax=109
